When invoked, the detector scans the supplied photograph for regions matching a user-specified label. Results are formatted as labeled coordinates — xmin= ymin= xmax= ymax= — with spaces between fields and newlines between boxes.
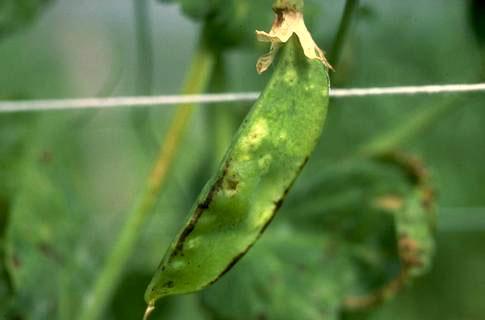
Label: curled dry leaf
xmin=256 ymin=9 xmax=332 ymax=73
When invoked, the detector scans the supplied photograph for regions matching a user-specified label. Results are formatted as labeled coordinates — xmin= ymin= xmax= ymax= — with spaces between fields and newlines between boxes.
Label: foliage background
xmin=1 ymin=0 xmax=485 ymax=319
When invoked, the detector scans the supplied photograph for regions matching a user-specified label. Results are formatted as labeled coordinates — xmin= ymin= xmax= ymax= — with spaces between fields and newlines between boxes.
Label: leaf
xmin=343 ymin=154 xmax=436 ymax=311
xmin=0 ymin=195 xmax=14 ymax=314
xmin=0 ymin=106 xmax=213 ymax=319
xmin=394 ymin=188 xmax=435 ymax=278
xmin=3 ymin=113 xmax=93 ymax=319
xmin=0 ymin=113 xmax=36 ymax=317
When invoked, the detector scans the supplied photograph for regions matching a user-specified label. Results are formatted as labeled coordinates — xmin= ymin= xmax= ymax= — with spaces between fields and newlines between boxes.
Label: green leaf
xmin=0 ymin=195 xmax=14 ymax=315
xmin=394 ymin=189 xmax=435 ymax=278
xmin=1 ymin=108 xmax=213 ymax=319
xmin=4 ymin=114 xmax=92 ymax=319
xmin=0 ymin=112 xmax=36 ymax=317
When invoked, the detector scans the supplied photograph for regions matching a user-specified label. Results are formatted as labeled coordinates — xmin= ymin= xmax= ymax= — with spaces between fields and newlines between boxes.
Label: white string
xmin=1 ymin=83 xmax=485 ymax=113
xmin=331 ymin=83 xmax=485 ymax=97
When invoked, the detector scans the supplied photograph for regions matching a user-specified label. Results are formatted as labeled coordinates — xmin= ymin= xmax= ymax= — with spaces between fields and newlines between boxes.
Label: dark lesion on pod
xmin=208 ymin=155 xmax=311 ymax=286
xmin=162 ymin=280 xmax=175 ymax=289
xmin=170 ymin=162 xmax=232 ymax=259
xmin=208 ymin=249 xmax=251 ymax=287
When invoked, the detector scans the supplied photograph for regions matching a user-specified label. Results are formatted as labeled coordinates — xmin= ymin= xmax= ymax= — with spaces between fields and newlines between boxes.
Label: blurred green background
xmin=1 ymin=0 xmax=485 ymax=319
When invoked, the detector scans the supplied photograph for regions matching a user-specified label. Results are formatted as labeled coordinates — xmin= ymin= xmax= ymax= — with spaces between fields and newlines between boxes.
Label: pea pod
xmin=145 ymin=2 xmax=330 ymax=307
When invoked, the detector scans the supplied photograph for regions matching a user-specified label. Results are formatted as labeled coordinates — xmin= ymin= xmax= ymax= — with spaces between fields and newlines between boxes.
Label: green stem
xmin=328 ymin=0 xmax=360 ymax=70
xmin=359 ymin=48 xmax=485 ymax=157
xmin=357 ymin=97 xmax=461 ymax=157
xmin=134 ymin=0 xmax=154 ymax=94
xmin=208 ymin=55 xmax=237 ymax=168
xmin=77 ymin=40 xmax=215 ymax=320
xmin=131 ymin=0 xmax=158 ymax=151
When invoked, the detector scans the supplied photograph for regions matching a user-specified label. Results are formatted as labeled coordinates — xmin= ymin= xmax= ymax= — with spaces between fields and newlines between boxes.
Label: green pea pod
xmin=145 ymin=18 xmax=330 ymax=306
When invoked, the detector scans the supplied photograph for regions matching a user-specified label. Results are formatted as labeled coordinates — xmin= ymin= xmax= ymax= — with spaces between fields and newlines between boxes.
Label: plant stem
xmin=132 ymin=0 xmax=158 ymax=151
xmin=209 ymin=55 xmax=237 ymax=168
xmin=77 ymin=40 xmax=215 ymax=320
xmin=134 ymin=0 xmax=154 ymax=94
xmin=357 ymin=45 xmax=485 ymax=157
xmin=357 ymin=97 xmax=461 ymax=157
xmin=328 ymin=0 xmax=360 ymax=69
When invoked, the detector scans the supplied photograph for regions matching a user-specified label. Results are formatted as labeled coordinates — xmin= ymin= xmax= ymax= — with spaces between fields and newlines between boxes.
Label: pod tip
xmin=143 ymin=302 xmax=155 ymax=320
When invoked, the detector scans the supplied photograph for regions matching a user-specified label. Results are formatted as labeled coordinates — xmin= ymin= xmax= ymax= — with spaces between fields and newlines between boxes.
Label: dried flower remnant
xmin=256 ymin=8 xmax=332 ymax=73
